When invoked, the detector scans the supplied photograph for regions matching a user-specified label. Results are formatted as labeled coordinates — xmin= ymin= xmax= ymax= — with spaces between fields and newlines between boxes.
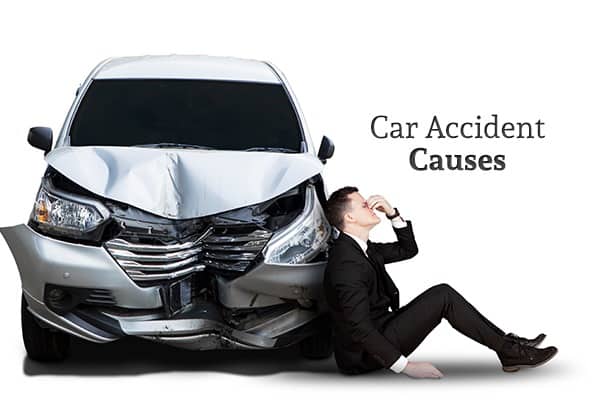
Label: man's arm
xmin=368 ymin=218 xmax=419 ymax=264
xmin=329 ymin=258 xmax=407 ymax=368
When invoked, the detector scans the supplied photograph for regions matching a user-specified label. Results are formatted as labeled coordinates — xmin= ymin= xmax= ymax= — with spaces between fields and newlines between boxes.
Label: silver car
xmin=0 ymin=55 xmax=336 ymax=361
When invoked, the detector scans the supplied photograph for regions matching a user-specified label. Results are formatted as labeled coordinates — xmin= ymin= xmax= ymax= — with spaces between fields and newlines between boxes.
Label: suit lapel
xmin=366 ymin=241 xmax=400 ymax=312
xmin=336 ymin=232 xmax=400 ymax=311
xmin=336 ymin=231 xmax=366 ymax=255
xmin=365 ymin=243 xmax=382 ymax=266
xmin=337 ymin=232 xmax=379 ymax=271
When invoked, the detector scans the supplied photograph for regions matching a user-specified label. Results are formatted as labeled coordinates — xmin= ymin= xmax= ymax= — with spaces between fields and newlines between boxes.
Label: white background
xmin=0 ymin=0 xmax=597 ymax=397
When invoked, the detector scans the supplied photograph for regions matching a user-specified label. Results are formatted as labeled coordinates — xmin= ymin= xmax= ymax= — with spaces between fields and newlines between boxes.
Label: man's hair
xmin=325 ymin=186 xmax=359 ymax=231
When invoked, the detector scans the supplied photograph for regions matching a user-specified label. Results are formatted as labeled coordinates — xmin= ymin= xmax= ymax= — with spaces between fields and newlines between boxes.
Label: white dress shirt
xmin=342 ymin=214 xmax=409 ymax=374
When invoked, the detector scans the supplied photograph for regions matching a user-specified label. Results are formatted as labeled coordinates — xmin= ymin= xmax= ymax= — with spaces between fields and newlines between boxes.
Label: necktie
xmin=366 ymin=246 xmax=379 ymax=267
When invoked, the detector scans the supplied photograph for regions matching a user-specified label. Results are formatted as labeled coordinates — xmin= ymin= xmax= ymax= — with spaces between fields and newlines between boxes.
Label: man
xmin=322 ymin=186 xmax=558 ymax=378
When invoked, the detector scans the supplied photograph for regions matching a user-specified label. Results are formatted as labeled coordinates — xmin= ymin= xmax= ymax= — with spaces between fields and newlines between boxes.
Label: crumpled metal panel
xmin=45 ymin=146 xmax=323 ymax=219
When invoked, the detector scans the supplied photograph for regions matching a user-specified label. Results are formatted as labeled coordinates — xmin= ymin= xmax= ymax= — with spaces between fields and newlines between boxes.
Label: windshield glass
xmin=69 ymin=79 xmax=303 ymax=151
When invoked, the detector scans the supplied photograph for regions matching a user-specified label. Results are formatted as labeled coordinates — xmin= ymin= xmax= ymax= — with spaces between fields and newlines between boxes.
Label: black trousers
xmin=371 ymin=283 xmax=507 ymax=367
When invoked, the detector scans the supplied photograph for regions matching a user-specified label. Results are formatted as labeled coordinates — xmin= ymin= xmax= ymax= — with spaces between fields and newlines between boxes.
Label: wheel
xmin=21 ymin=294 xmax=70 ymax=361
xmin=299 ymin=324 xmax=333 ymax=360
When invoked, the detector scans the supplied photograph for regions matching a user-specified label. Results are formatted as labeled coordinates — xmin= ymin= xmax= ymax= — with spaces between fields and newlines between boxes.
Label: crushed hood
xmin=45 ymin=146 xmax=324 ymax=219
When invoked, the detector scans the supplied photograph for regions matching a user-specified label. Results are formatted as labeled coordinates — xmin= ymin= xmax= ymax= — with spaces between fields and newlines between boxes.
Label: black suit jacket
xmin=323 ymin=220 xmax=418 ymax=373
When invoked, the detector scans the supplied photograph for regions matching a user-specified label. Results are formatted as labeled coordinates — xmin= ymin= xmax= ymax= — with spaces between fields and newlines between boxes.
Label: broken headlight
xmin=29 ymin=179 xmax=110 ymax=240
xmin=262 ymin=185 xmax=330 ymax=264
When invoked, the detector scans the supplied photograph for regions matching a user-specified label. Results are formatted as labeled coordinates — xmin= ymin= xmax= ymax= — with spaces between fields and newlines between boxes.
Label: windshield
xmin=68 ymin=79 xmax=303 ymax=151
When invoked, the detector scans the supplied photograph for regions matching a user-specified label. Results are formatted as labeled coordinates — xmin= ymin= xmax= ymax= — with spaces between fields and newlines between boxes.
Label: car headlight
xmin=29 ymin=180 xmax=109 ymax=239
xmin=263 ymin=184 xmax=331 ymax=264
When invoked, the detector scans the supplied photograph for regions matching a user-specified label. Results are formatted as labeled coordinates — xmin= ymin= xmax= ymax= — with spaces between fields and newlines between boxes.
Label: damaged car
xmin=0 ymin=55 xmax=337 ymax=362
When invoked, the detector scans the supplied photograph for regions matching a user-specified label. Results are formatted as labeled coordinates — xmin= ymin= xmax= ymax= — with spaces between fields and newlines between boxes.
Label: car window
xmin=69 ymin=79 xmax=303 ymax=151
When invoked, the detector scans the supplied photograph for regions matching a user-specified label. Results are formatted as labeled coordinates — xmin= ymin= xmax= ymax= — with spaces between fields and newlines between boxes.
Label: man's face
xmin=344 ymin=192 xmax=380 ymax=229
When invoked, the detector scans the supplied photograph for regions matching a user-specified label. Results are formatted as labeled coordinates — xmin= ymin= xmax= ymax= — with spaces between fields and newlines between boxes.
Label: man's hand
xmin=401 ymin=361 xmax=444 ymax=379
xmin=367 ymin=195 xmax=395 ymax=217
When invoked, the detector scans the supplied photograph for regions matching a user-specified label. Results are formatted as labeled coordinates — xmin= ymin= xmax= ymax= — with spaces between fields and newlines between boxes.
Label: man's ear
xmin=343 ymin=211 xmax=355 ymax=226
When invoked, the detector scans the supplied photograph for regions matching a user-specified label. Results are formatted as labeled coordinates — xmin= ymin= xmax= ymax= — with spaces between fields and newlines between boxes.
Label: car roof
xmin=93 ymin=54 xmax=281 ymax=83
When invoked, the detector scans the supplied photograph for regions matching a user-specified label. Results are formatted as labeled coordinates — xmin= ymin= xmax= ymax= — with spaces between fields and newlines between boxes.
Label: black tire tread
xmin=299 ymin=325 xmax=333 ymax=360
xmin=21 ymin=294 xmax=70 ymax=362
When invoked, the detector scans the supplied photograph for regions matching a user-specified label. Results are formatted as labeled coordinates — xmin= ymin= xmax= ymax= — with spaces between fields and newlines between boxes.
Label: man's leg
xmin=382 ymin=283 xmax=507 ymax=356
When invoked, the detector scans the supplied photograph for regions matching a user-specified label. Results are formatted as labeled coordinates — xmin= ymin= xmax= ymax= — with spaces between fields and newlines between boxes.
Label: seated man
xmin=322 ymin=186 xmax=558 ymax=378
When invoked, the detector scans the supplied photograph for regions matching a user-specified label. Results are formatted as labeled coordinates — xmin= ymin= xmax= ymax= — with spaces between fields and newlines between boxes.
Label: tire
xmin=21 ymin=294 xmax=70 ymax=362
xmin=299 ymin=324 xmax=333 ymax=360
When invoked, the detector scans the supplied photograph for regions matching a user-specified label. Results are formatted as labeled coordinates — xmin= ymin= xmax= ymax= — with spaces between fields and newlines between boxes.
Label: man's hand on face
xmin=401 ymin=361 xmax=444 ymax=379
xmin=366 ymin=195 xmax=395 ymax=217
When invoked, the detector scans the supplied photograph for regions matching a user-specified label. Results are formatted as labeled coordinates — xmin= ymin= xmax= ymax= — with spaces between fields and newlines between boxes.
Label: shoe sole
xmin=502 ymin=347 xmax=558 ymax=372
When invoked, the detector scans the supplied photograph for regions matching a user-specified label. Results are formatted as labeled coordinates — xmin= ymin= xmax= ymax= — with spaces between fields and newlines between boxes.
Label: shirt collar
xmin=342 ymin=230 xmax=368 ymax=255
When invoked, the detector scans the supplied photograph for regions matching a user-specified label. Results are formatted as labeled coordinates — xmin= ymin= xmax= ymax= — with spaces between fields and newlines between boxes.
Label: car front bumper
xmin=1 ymin=223 xmax=328 ymax=349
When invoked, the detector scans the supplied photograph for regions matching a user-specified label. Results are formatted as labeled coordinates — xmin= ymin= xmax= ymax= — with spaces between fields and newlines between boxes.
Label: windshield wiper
xmin=243 ymin=147 xmax=298 ymax=153
xmin=134 ymin=143 xmax=217 ymax=150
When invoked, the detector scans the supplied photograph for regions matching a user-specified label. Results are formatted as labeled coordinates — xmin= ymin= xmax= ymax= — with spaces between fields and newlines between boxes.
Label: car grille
xmin=104 ymin=225 xmax=272 ymax=282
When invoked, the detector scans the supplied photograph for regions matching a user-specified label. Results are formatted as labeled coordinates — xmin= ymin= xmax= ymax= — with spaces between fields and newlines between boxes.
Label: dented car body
xmin=0 ymin=55 xmax=336 ymax=360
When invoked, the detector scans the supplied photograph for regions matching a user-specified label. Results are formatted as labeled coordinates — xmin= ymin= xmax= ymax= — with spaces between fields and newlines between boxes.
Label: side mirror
xmin=317 ymin=136 xmax=335 ymax=164
xmin=28 ymin=127 xmax=53 ymax=155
